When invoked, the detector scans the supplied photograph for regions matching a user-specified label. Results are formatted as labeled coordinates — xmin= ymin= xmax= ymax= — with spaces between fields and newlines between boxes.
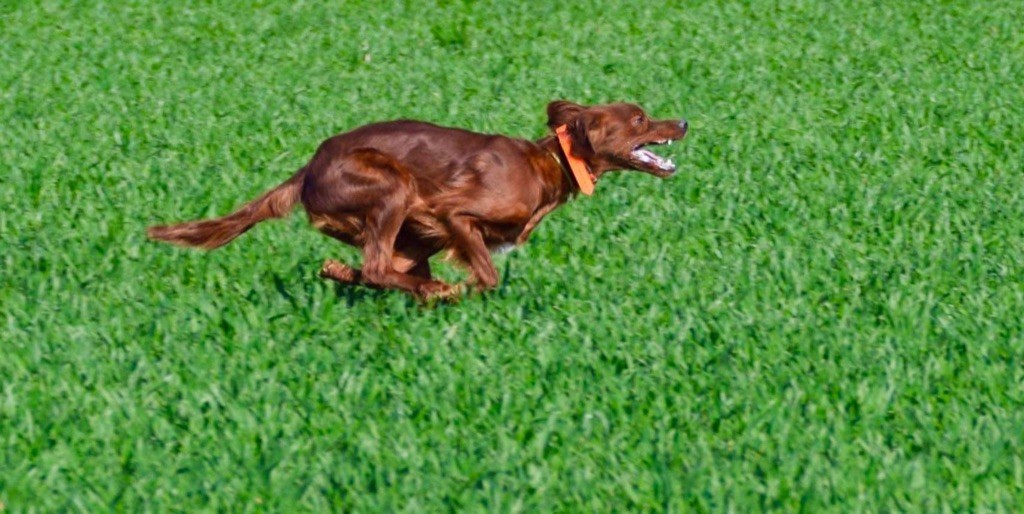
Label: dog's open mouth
xmin=630 ymin=139 xmax=678 ymax=176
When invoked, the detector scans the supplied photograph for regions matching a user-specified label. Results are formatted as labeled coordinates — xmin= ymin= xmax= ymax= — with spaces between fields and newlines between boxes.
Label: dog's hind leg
xmin=319 ymin=248 xmax=433 ymax=286
xmin=320 ymin=259 xmax=361 ymax=284
xmin=358 ymin=193 xmax=453 ymax=300
xmin=312 ymin=149 xmax=459 ymax=301
xmin=390 ymin=242 xmax=462 ymax=301
xmin=318 ymin=227 xmax=439 ymax=288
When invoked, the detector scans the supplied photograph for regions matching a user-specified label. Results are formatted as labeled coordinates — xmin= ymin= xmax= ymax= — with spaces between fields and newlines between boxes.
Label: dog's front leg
xmin=448 ymin=215 xmax=499 ymax=291
xmin=516 ymin=202 xmax=559 ymax=246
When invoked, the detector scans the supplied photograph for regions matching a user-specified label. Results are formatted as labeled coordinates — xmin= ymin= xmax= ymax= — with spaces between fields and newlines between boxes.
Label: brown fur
xmin=148 ymin=101 xmax=688 ymax=301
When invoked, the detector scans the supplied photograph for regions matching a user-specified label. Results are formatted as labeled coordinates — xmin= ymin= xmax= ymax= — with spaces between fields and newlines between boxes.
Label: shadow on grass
xmin=270 ymin=262 xmax=476 ymax=309
xmin=327 ymin=282 xmax=399 ymax=308
xmin=270 ymin=268 xmax=399 ymax=308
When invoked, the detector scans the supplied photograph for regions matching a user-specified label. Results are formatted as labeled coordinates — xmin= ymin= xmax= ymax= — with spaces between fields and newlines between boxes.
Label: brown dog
xmin=148 ymin=101 xmax=688 ymax=301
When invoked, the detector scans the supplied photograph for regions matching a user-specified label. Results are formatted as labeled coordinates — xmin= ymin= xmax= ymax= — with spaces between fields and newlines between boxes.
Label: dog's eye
xmin=633 ymin=114 xmax=645 ymax=126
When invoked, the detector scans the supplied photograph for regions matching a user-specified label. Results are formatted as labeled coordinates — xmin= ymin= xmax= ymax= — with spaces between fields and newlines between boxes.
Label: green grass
xmin=3 ymin=0 xmax=1024 ymax=511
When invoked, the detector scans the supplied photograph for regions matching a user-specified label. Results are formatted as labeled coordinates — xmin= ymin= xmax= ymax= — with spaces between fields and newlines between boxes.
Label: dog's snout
xmin=678 ymin=119 xmax=688 ymax=136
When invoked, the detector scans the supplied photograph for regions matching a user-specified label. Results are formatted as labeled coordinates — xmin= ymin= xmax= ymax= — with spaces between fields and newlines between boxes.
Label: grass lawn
xmin=3 ymin=0 xmax=1024 ymax=511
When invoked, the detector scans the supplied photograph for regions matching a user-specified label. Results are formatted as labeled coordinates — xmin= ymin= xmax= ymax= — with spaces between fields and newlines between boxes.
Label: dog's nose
xmin=679 ymin=119 xmax=688 ymax=133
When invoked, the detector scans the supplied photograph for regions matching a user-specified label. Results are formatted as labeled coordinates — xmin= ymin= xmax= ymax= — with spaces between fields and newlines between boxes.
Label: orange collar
xmin=554 ymin=125 xmax=595 ymax=195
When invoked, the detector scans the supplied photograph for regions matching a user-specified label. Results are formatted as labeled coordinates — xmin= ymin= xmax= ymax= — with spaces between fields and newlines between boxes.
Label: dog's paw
xmin=418 ymin=281 xmax=463 ymax=303
xmin=319 ymin=259 xmax=358 ymax=283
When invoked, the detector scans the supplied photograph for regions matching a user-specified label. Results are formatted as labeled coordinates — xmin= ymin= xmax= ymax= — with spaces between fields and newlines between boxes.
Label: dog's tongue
xmin=632 ymin=148 xmax=675 ymax=172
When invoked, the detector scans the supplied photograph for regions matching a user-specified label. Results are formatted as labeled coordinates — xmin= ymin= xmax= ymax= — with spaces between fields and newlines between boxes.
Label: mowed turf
xmin=3 ymin=0 xmax=1024 ymax=511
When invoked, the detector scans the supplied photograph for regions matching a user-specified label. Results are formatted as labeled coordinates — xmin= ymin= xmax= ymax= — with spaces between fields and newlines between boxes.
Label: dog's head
xmin=547 ymin=101 xmax=687 ymax=178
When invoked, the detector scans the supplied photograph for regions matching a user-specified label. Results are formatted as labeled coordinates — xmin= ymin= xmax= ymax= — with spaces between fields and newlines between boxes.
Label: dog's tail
xmin=147 ymin=168 xmax=306 ymax=250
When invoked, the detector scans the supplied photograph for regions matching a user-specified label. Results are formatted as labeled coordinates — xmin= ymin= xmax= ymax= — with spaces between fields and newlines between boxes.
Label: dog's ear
xmin=546 ymin=100 xmax=586 ymax=130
